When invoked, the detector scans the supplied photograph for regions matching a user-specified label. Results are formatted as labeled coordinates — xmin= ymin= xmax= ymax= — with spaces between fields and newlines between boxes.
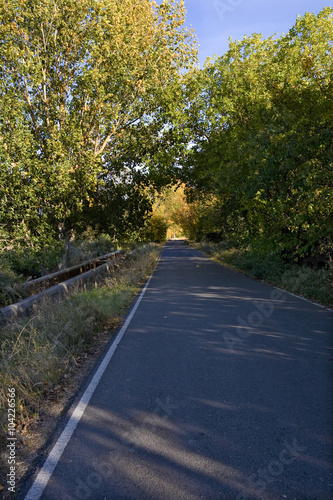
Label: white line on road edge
xmin=24 ymin=251 xmax=163 ymax=500
xmin=273 ymin=285 xmax=333 ymax=313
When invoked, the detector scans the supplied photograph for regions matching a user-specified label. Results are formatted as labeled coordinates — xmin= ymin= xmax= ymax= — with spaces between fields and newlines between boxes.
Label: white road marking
xmin=24 ymin=248 xmax=165 ymax=500
xmin=273 ymin=285 xmax=333 ymax=312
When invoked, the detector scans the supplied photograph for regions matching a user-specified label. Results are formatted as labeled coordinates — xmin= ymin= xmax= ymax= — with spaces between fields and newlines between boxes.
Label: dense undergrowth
xmin=192 ymin=241 xmax=333 ymax=308
xmin=0 ymin=235 xmax=122 ymax=308
xmin=0 ymin=245 xmax=161 ymax=474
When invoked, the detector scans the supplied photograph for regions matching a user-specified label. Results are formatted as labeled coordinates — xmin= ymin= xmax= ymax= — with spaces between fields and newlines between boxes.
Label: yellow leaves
xmin=301 ymin=55 xmax=314 ymax=73
xmin=86 ymin=194 xmax=94 ymax=207
xmin=135 ymin=79 xmax=146 ymax=94
xmin=301 ymin=44 xmax=314 ymax=73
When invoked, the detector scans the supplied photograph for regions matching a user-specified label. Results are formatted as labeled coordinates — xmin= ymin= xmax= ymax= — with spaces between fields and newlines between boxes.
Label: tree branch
xmin=17 ymin=75 xmax=48 ymax=157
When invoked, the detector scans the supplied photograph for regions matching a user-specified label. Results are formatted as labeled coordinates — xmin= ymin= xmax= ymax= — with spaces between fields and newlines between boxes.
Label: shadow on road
xmin=30 ymin=241 xmax=333 ymax=500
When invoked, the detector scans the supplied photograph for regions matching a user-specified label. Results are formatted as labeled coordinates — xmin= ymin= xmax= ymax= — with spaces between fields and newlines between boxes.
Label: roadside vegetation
xmin=168 ymin=7 xmax=333 ymax=308
xmin=1 ymin=4 xmax=332 ymax=310
xmin=173 ymin=8 xmax=333 ymax=300
xmin=0 ymin=245 xmax=161 ymax=489
xmin=146 ymin=181 xmax=332 ymax=307
xmin=0 ymin=234 xmax=118 ymax=308
xmin=0 ymin=2 xmax=332 ymax=490
xmin=190 ymin=241 xmax=333 ymax=308
xmin=0 ymin=233 xmax=156 ymax=308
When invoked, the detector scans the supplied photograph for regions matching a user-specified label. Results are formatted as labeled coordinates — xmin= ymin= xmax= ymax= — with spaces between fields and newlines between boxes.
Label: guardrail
xmin=0 ymin=249 xmax=125 ymax=326
xmin=0 ymin=243 xmax=157 ymax=326
xmin=23 ymin=249 xmax=124 ymax=295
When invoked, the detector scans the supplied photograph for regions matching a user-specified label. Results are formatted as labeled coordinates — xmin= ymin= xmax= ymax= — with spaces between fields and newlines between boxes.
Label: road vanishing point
xmin=21 ymin=240 xmax=333 ymax=500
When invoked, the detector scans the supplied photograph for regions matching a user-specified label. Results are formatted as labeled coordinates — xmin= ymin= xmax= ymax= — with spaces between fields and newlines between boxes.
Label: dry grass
xmin=0 ymin=245 xmax=161 ymax=494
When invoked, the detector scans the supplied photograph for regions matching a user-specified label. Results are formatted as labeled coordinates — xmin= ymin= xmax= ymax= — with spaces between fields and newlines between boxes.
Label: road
xmin=21 ymin=240 xmax=333 ymax=500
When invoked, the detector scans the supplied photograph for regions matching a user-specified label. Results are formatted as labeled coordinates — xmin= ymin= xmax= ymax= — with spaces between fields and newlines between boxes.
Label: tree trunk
xmin=58 ymin=223 xmax=73 ymax=269
xmin=62 ymin=229 xmax=72 ymax=269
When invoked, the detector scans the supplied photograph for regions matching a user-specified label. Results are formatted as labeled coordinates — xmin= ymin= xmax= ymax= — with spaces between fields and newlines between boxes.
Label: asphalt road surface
xmin=21 ymin=240 xmax=333 ymax=500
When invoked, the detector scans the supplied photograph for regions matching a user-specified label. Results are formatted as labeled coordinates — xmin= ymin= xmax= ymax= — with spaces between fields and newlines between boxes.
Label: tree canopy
xmin=180 ymin=7 xmax=333 ymax=260
xmin=0 ymin=0 xmax=197 ymax=249
xmin=1 ymin=3 xmax=332 ymax=265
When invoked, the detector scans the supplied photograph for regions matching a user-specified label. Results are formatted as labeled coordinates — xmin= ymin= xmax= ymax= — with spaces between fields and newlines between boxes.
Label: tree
xmin=0 ymin=0 xmax=197 ymax=254
xmin=181 ymin=8 xmax=333 ymax=258
xmin=79 ymin=168 xmax=153 ymax=244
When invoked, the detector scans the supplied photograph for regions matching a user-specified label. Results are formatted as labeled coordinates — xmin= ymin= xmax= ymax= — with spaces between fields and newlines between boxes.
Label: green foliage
xmin=0 ymin=0 xmax=197 ymax=251
xmin=0 ymin=264 xmax=26 ymax=308
xmin=147 ymin=213 xmax=168 ymax=242
xmin=0 ymin=241 xmax=65 ymax=306
xmin=280 ymin=266 xmax=333 ymax=306
xmin=68 ymin=234 xmax=116 ymax=266
xmin=232 ymin=251 xmax=288 ymax=282
xmin=0 ymin=235 xmax=115 ymax=307
xmin=182 ymin=8 xmax=333 ymax=262
xmin=6 ymin=242 xmax=63 ymax=276
xmin=194 ymin=241 xmax=333 ymax=307
xmin=79 ymin=170 xmax=153 ymax=244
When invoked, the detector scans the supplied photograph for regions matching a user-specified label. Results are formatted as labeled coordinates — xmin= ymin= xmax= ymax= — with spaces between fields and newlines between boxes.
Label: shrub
xmin=147 ymin=214 xmax=168 ymax=242
xmin=232 ymin=251 xmax=287 ymax=281
xmin=281 ymin=266 xmax=333 ymax=306
xmin=69 ymin=234 xmax=116 ymax=266
xmin=0 ymin=267 xmax=27 ymax=308
xmin=193 ymin=240 xmax=332 ymax=307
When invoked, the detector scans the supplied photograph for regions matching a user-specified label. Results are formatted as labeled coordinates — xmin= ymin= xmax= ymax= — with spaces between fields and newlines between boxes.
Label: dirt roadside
xmin=0 ymin=324 xmax=120 ymax=499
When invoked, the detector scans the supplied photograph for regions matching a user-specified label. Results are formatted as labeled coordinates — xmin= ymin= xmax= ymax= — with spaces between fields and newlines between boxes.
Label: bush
xmin=193 ymin=240 xmax=333 ymax=307
xmin=4 ymin=243 xmax=63 ymax=279
xmin=0 ymin=266 xmax=27 ymax=308
xmin=232 ymin=251 xmax=288 ymax=281
xmin=281 ymin=266 xmax=333 ymax=306
xmin=69 ymin=234 xmax=116 ymax=266
xmin=147 ymin=214 xmax=168 ymax=242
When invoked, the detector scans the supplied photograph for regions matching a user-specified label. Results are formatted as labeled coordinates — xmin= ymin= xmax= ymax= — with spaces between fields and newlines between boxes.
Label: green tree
xmin=182 ymin=8 xmax=333 ymax=259
xmin=147 ymin=214 xmax=168 ymax=242
xmin=79 ymin=168 xmax=153 ymax=244
xmin=0 ymin=0 xmax=197 ymax=256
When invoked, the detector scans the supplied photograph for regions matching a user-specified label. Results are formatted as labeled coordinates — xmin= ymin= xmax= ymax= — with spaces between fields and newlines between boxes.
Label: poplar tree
xmin=0 ymin=0 xmax=197 ymax=252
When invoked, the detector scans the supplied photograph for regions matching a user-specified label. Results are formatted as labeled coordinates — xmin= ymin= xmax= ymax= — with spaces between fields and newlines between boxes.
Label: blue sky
xmin=182 ymin=0 xmax=331 ymax=67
